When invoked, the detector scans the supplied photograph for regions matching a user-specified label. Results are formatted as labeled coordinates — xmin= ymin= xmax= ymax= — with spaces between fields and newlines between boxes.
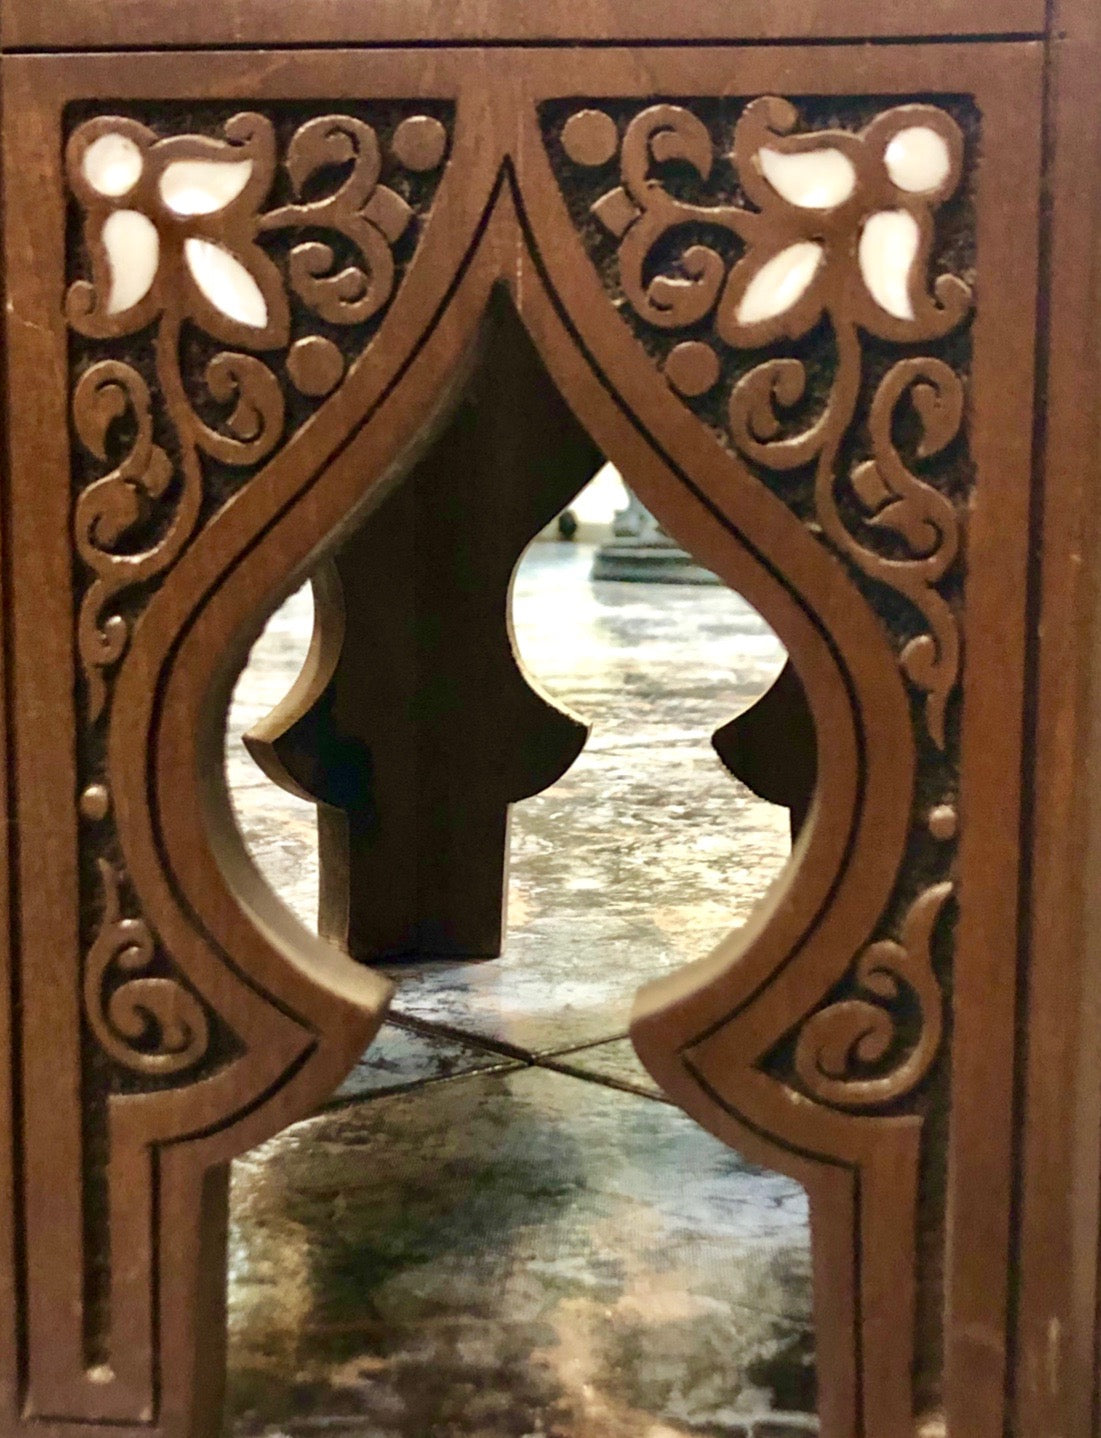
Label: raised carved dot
xmin=392 ymin=116 xmax=448 ymax=172
xmin=287 ymin=336 xmax=345 ymax=398
xmin=83 ymin=133 xmax=143 ymax=198
xmin=759 ymin=146 xmax=856 ymax=209
xmin=736 ymin=240 xmax=823 ymax=327
xmin=184 ymin=238 xmax=268 ymax=329
xmin=928 ymin=804 xmax=958 ymax=841
xmin=562 ymin=110 xmax=619 ymax=168
xmin=664 ymin=341 xmax=720 ymax=398
xmin=885 ymin=126 xmax=952 ymax=194
xmin=102 ymin=209 xmax=160 ymax=315
xmin=159 ymin=159 xmax=253 ymax=216
xmin=859 ymin=209 xmax=919 ymax=321
xmin=80 ymin=784 xmax=111 ymax=823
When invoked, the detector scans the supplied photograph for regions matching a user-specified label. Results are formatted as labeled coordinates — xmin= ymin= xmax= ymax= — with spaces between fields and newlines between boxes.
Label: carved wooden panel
xmin=0 ymin=23 xmax=1090 ymax=1438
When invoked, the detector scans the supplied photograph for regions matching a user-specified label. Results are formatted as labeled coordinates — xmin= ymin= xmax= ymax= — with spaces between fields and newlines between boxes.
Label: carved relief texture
xmin=67 ymin=101 xmax=450 ymax=1082
xmin=543 ymin=94 xmax=973 ymax=1115
xmin=66 ymin=103 xmax=451 ymax=1362
xmin=543 ymin=96 xmax=974 ymax=1409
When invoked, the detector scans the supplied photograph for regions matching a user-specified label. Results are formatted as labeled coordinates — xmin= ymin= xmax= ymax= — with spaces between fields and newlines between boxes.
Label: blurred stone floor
xmin=224 ymin=540 xmax=816 ymax=1437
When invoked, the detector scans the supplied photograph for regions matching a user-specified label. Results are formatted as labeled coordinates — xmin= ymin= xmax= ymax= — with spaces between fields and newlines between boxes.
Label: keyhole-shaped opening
xmin=222 ymin=298 xmax=819 ymax=1434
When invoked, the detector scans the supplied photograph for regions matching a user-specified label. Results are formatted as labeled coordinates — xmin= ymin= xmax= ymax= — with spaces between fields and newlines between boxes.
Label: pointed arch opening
xmin=219 ymin=287 xmax=820 ymax=1437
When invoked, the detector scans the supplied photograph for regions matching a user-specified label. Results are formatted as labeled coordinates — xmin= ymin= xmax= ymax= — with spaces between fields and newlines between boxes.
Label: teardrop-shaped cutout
xmin=759 ymin=147 xmax=856 ymax=209
xmin=160 ymin=159 xmax=254 ymax=216
xmin=884 ymin=127 xmax=952 ymax=195
xmin=185 ymin=237 xmax=269 ymax=329
xmin=859 ymin=209 xmax=919 ymax=321
xmin=736 ymin=240 xmax=824 ymax=327
xmin=102 ymin=209 xmax=160 ymax=315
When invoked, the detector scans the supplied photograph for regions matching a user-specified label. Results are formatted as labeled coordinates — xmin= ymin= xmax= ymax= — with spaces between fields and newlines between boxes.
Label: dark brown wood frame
xmin=0 ymin=4 xmax=1098 ymax=1435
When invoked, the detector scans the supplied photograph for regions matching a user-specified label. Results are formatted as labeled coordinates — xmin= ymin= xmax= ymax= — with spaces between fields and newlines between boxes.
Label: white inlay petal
xmin=736 ymin=240 xmax=824 ymax=326
xmin=859 ymin=209 xmax=920 ymax=321
xmin=160 ymin=159 xmax=254 ymax=216
xmin=184 ymin=238 xmax=268 ymax=328
xmin=759 ymin=146 xmax=857 ymax=209
xmin=83 ymin=133 xmax=144 ymax=198
xmin=102 ymin=209 xmax=159 ymax=314
xmin=884 ymin=126 xmax=952 ymax=194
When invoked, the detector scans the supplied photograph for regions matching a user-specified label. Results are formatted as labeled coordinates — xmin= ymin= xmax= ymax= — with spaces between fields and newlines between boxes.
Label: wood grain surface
xmin=0 ymin=14 xmax=1094 ymax=1438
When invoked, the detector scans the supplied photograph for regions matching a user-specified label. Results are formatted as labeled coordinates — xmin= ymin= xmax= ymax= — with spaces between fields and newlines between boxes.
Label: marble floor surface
xmin=224 ymin=540 xmax=815 ymax=1437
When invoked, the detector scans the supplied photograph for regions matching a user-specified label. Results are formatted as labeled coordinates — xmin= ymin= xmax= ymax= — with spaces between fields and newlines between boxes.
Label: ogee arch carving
xmin=0 ymin=40 xmax=1043 ymax=1438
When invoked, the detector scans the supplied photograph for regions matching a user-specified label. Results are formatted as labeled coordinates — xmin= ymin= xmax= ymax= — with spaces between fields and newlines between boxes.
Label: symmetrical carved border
xmin=542 ymin=95 xmax=971 ymax=1120
xmin=68 ymin=103 xmax=452 ymax=1083
xmin=0 ymin=43 xmax=1041 ymax=1438
xmin=61 ymin=100 xmax=452 ymax=1397
xmin=65 ymin=88 xmax=967 ymax=1430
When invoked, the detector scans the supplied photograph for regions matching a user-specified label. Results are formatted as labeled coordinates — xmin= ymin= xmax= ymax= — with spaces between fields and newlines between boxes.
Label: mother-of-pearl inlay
xmin=859 ymin=209 xmax=920 ymax=321
xmin=736 ymin=239 xmax=824 ymax=326
xmin=183 ymin=237 xmax=269 ymax=329
xmin=159 ymin=159 xmax=254 ymax=216
xmin=884 ymin=125 xmax=952 ymax=194
xmin=83 ymin=133 xmax=144 ymax=199
xmin=102 ymin=208 xmax=160 ymax=314
xmin=759 ymin=146 xmax=857 ymax=209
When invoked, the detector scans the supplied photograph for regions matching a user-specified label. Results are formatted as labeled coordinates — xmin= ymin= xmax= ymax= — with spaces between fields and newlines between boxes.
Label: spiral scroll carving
xmin=67 ymin=102 xmax=450 ymax=1079
xmin=73 ymin=362 xmax=181 ymax=723
xmin=547 ymin=93 xmax=974 ymax=1110
xmin=556 ymin=94 xmax=970 ymax=751
xmin=793 ymin=881 xmax=953 ymax=1109
xmin=84 ymin=858 xmax=210 ymax=1076
xmin=728 ymin=341 xmax=964 ymax=750
xmin=68 ymin=107 xmax=448 ymax=717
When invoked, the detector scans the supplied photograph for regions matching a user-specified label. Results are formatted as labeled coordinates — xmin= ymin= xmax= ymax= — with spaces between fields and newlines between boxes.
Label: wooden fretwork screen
xmin=0 ymin=3 xmax=1099 ymax=1436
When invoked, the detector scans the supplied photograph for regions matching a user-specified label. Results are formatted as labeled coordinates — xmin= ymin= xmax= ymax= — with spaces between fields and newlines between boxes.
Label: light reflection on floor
xmin=224 ymin=541 xmax=816 ymax=1437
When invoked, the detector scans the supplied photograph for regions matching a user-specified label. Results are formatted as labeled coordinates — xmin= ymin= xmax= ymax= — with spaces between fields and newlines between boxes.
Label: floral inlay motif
xmin=550 ymin=94 xmax=974 ymax=1107
xmin=561 ymin=96 xmax=970 ymax=752
xmin=67 ymin=109 xmax=448 ymax=723
xmin=66 ymin=104 xmax=450 ymax=1080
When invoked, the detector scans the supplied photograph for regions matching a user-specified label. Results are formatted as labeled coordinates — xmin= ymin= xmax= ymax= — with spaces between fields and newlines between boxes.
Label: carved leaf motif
xmin=568 ymin=96 xmax=971 ymax=746
xmin=548 ymin=95 xmax=972 ymax=1135
xmin=65 ymin=104 xmax=449 ymax=1110
xmin=67 ymin=107 xmax=446 ymax=715
xmin=102 ymin=210 xmax=160 ymax=316
xmin=859 ymin=208 xmax=921 ymax=322
xmin=184 ymin=237 xmax=271 ymax=329
xmin=735 ymin=240 xmax=824 ymax=326
xmin=758 ymin=146 xmax=857 ymax=209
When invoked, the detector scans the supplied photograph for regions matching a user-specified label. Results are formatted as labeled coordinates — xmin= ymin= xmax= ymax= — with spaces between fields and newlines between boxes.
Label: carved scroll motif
xmin=67 ymin=105 xmax=450 ymax=1078
xmin=68 ymin=109 xmax=448 ymax=718
xmin=550 ymin=95 xmax=973 ymax=1108
xmin=84 ymin=858 xmax=210 ymax=1077
xmin=563 ymin=95 xmax=970 ymax=750
xmin=793 ymin=880 xmax=953 ymax=1109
